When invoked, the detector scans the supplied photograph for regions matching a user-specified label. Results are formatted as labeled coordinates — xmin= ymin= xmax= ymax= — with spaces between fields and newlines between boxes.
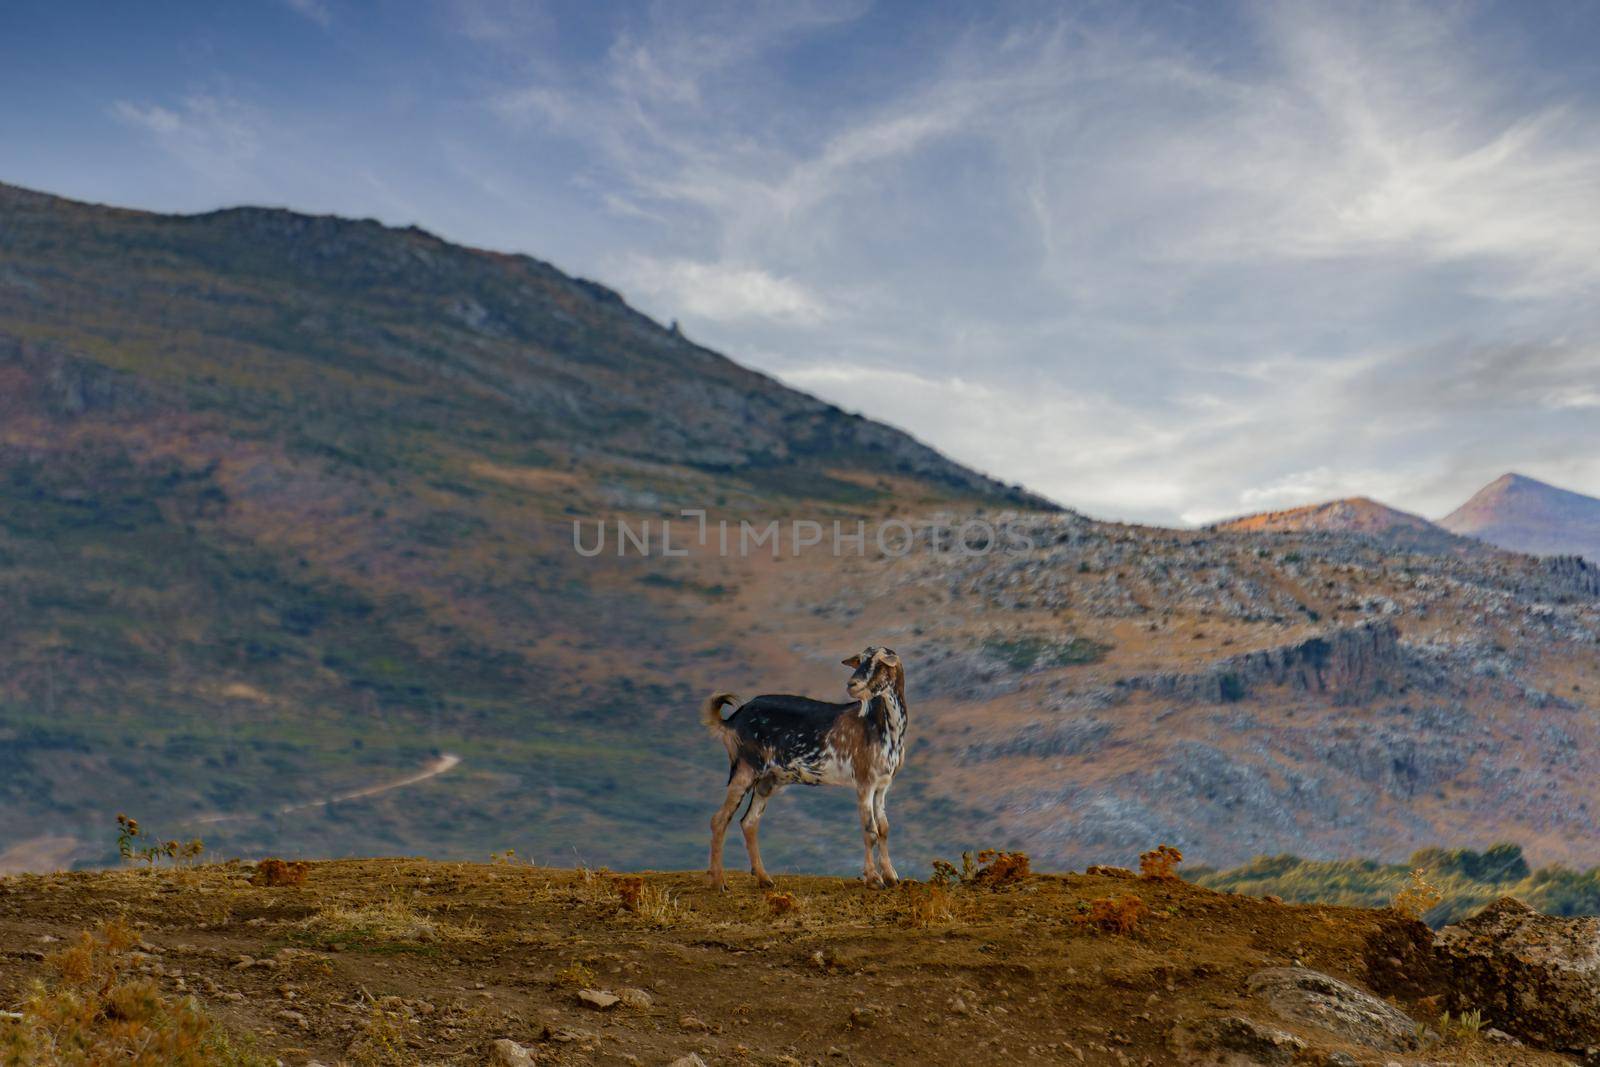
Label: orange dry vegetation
xmin=250 ymin=859 xmax=308 ymax=887
xmin=613 ymin=875 xmax=646 ymax=912
xmin=1077 ymin=895 xmax=1149 ymax=935
xmin=764 ymin=890 xmax=801 ymax=917
xmin=971 ymin=849 xmax=1032 ymax=887
xmin=1140 ymin=845 xmax=1184 ymax=881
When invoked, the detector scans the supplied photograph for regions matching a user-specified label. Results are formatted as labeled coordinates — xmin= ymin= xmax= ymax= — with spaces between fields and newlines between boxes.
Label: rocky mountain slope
xmin=1441 ymin=472 xmax=1600 ymax=561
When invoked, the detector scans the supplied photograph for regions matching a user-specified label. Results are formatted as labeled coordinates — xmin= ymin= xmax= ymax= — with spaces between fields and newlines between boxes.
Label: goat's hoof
xmin=755 ymin=876 xmax=776 ymax=890
xmin=881 ymin=873 xmax=900 ymax=886
xmin=706 ymin=872 xmax=727 ymax=892
xmin=862 ymin=874 xmax=885 ymax=890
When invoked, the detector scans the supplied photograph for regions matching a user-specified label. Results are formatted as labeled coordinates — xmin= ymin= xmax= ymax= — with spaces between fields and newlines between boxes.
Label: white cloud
xmin=619 ymin=256 xmax=826 ymax=323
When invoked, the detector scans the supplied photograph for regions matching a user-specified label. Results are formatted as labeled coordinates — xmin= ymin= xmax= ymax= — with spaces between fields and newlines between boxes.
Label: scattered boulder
xmin=1246 ymin=967 xmax=1417 ymax=1052
xmin=1171 ymin=1015 xmax=1306 ymax=1065
xmin=488 ymin=1038 xmax=535 ymax=1066
xmin=1435 ymin=896 xmax=1600 ymax=1050
xmin=666 ymin=1055 xmax=707 ymax=1067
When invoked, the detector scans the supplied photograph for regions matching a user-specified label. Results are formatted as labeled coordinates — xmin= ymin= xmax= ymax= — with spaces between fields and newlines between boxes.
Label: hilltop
xmin=1209 ymin=497 xmax=1457 ymax=549
xmin=1441 ymin=473 xmax=1600 ymax=562
xmin=0 ymin=857 xmax=1560 ymax=1066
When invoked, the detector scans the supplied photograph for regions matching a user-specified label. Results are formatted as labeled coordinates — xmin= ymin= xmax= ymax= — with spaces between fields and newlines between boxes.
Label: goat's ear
xmin=841 ymin=655 xmax=862 ymax=668
xmin=877 ymin=649 xmax=901 ymax=667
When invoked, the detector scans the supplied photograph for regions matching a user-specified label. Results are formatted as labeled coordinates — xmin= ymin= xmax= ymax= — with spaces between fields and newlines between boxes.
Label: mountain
xmin=1440 ymin=472 xmax=1600 ymax=562
xmin=5 ymin=179 xmax=1600 ymax=884
xmin=0 ymin=181 xmax=1047 ymax=872
xmin=1209 ymin=497 xmax=1456 ymax=546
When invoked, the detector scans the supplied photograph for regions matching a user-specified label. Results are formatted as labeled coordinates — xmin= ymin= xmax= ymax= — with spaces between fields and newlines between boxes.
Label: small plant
xmin=250 ymin=858 xmax=308 ymax=887
xmin=971 ymin=849 xmax=1032 ymax=887
xmin=930 ymin=849 xmax=1032 ymax=889
xmin=489 ymin=848 xmax=522 ymax=865
xmin=0 ymin=919 xmax=268 ymax=1065
xmin=765 ymin=890 xmax=801 ymax=917
xmin=116 ymin=814 xmax=204 ymax=868
xmin=1139 ymin=844 xmax=1183 ymax=881
xmin=1391 ymin=867 xmax=1444 ymax=921
xmin=1075 ymin=895 xmax=1148 ymax=935
xmin=900 ymin=883 xmax=955 ymax=927
xmin=612 ymin=875 xmax=645 ymax=911
xmin=554 ymin=960 xmax=597 ymax=988
xmin=1418 ymin=1008 xmax=1485 ymax=1049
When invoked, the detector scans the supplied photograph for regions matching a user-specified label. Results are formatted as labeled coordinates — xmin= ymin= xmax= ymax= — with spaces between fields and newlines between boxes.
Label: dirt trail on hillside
xmin=193 ymin=752 xmax=462 ymax=825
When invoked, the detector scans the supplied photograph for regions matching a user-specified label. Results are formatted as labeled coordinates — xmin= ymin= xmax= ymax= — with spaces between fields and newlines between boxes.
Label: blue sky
xmin=3 ymin=1 xmax=1599 ymax=524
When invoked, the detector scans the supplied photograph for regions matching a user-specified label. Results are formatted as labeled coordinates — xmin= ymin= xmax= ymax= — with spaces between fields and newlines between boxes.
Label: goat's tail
xmin=701 ymin=692 xmax=739 ymax=738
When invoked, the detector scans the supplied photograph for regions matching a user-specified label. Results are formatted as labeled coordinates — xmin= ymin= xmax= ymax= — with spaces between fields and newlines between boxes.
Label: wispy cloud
xmin=283 ymin=0 xmax=331 ymax=28
xmin=111 ymin=95 xmax=261 ymax=180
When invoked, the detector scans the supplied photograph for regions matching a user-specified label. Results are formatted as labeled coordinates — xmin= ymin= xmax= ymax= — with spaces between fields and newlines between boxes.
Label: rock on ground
xmin=1171 ymin=1015 xmax=1307 ymax=1065
xmin=1246 ymin=967 xmax=1418 ymax=1052
xmin=488 ymin=1038 xmax=535 ymax=1066
xmin=1435 ymin=896 xmax=1600 ymax=1051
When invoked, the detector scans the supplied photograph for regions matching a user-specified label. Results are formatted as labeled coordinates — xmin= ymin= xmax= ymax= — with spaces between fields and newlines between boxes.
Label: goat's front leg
xmin=856 ymin=786 xmax=884 ymax=888
xmin=872 ymin=780 xmax=898 ymax=885
xmin=741 ymin=781 xmax=776 ymax=889
xmin=708 ymin=762 xmax=755 ymax=892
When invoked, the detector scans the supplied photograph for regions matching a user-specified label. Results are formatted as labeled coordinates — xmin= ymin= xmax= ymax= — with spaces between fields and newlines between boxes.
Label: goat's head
xmin=843 ymin=646 xmax=902 ymax=700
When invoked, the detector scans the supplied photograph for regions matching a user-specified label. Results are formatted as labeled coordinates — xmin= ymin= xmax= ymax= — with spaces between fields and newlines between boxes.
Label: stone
xmin=616 ymin=987 xmax=653 ymax=1009
xmin=1172 ymin=1015 xmax=1306 ymax=1065
xmin=666 ymin=1056 xmax=707 ymax=1067
xmin=1246 ymin=967 xmax=1417 ymax=1051
xmin=488 ymin=1038 xmax=535 ymax=1066
xmin=1435 ymin=896 xmax=1600 ymax=1050
xmin=577 ymin=989 xmax=620 ymax=1010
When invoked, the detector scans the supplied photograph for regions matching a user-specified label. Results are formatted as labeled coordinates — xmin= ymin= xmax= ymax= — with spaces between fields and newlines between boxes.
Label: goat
xmin=700 ymin=646 xmax=907 ymax=891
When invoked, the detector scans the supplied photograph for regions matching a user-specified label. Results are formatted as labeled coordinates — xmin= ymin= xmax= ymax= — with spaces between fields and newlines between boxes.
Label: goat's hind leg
xmin=707 ymin=761 xmax=756 ymax=892
xmin=741 ymin=778 xmax=778 ymax=889
xmin=856 ymin=785 xmax=884 ymax=888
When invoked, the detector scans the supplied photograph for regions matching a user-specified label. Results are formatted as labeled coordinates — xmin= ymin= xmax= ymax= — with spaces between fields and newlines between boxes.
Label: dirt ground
xmin=0 ymin=859 xmax=1571 ymax=1065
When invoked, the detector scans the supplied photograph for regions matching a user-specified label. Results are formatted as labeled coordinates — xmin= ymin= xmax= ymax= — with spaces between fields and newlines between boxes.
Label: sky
xmin=3 ymin=0 xmax=1599 ymax=525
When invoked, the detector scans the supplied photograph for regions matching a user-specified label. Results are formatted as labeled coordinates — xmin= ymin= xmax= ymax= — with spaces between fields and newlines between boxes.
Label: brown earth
xmin=0 ymin=859 xmax=1566 ymax=1065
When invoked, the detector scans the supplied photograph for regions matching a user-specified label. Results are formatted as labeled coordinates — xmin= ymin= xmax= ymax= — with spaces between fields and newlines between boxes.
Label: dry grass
xmin=0 ymin=919 xmax=268 ymax=1066
xmin=899 ymin=883 xmax=956 ymax=928
xmin=296 ymin=895 xmax=482 ymax=946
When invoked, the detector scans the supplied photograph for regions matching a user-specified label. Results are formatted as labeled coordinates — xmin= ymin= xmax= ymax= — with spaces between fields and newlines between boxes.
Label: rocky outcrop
xmin=1245 ymin=968 xmax=1417 ymax=1052
xmin=1435 ymin=896 xmax=1600 ymax=1051
xmin=1121 ymin=621 xmax=1402 ymax=704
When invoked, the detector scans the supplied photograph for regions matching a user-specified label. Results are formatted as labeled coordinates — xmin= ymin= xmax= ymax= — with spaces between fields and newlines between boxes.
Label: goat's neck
xmin=861 ymin=687 xmax=907 ymax=736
